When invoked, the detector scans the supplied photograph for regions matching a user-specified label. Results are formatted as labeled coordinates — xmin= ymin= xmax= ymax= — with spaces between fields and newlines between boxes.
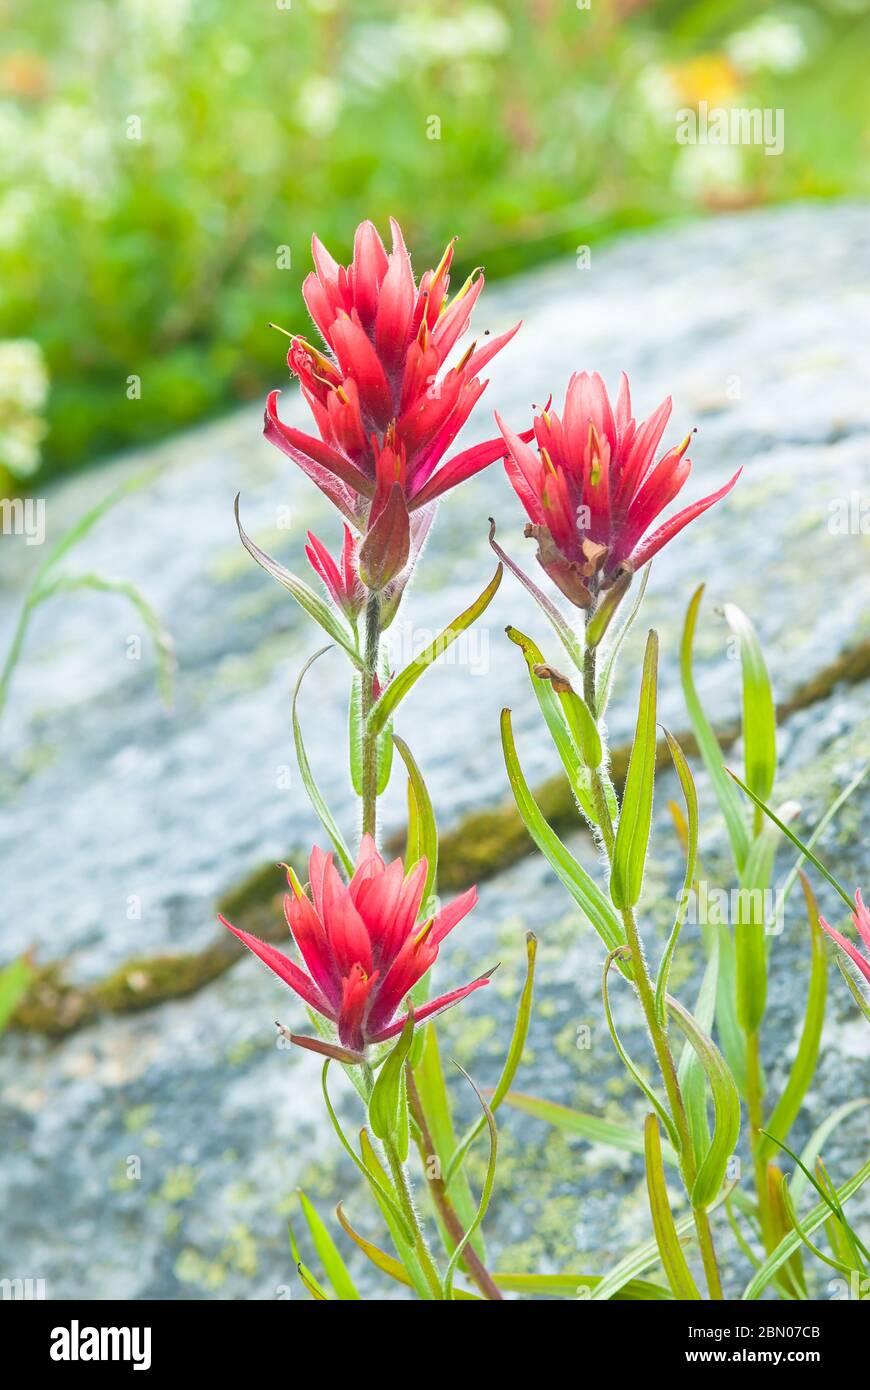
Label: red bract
xmin=305 ymin=524 xmax=364 ymax=625
xmin=220 ymin=837 xmax=492 ymax=1056
xmin=819 ymin=890 xmax=870 ymax=986
xmin=265 ymin=218 xmax=520 ymax=545
xmin=497 ymin=371 xmax=741 ymax=607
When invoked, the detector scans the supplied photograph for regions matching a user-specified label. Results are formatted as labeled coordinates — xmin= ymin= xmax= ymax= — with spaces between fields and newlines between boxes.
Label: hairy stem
xmin=360 ymin=591 xmax=382 ymax=840
xmin=406 ymin=1065 xmax=503 ymax=1301
xmin=383 ymin=1134 xmax=444 ymax=1300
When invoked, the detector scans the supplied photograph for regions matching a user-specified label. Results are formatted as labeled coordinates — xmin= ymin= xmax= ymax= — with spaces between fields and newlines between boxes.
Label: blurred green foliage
xmin=0 ymin=0 xmax=867 ymax=482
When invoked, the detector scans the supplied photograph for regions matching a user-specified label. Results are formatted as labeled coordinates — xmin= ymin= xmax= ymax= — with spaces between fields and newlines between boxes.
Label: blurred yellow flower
xmin=667 ymin=54 xmax=742 ymax=108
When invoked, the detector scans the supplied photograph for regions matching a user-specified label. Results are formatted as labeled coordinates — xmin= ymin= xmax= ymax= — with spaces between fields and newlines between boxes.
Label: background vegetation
xmin=1 ymin=0 xmax=867 ymax=487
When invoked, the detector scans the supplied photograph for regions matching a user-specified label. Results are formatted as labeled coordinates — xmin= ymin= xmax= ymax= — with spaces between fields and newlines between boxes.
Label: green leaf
xmin=394 ymin=736 xmax=437 ymax=911
xmin=499 ymin=1090 xmax=677 ymax=1164
xmin=723 ymin=603 xmax=776 ymax=805
xmin=320 ymin=1063 xmax=414 ymax=1243
xmin=678 ymin=927 xmax=718 ymax=1166
xmin=500 ymin=708 xmax=626 ymax=958
xmin=367 ymin=564 xmax=502 ymax=736
xmin=505 ymin=626 xmax=597 ymax=823
xmin=488 ymin=518 xmax=583 ymax=670
xmin=654 ymin=728 xmax=699 ymax=1027
xmin=837 ymin=955 xmax=870 ymax=1022
xmin=292 ymin=648 xmax=354 ymax=878
xmin=713 ymin=923 xmax=747 ymax=1096
xmin=610 ymin=629 xmax=658 ymax=910
xmin=681 ymin=584 xmax=750 ymax=872
xmin=586 ymin=565 xmax=634 ymax=650
xmin=643 ymin=1113 xmax=702 ymax=1299
xmin=742 ymin=1157 xmax=870 ymax=1298
xmin=335 ymin=1202 xmax=478 ymax=1300
xmin=297 ymin=1192 xmax=360 ymax=1300
xmin=368 ymin=1013 xmax=414 ymax=1160
xmin=443 ymin=1067 xmax=498 ymax=1300
xmin=595 ymin=564 xmax=651 ymax=716
xmin=726 ymin=769 xmax=855 ymax=913
xmin=778 ymin=764 xmax=868 ymax=907
xmin=445 ymin=933 xmax=537 ymax=1186
xmin=412 ymin=1024 xmax=482 ymax=1259
xmin=235 ymin=495 xmax=361 ymax=669
xmin=759 ymin=875 xmax=827 ymax=1162
xmin=761 ymin=1133 xmax=870 ymax=1268
xmin=493 ymin=1272 xmax=672 ymax=1300
xmin=789 ymin=1099 xmax=870 ymax=1207
xmin=287 ymin=1222 xmax=331 ymax=1300
xmin=667 ymin=995 xmax=741 ymax=1209
xmin=603 ymin=948 xmax=680 ymax=1151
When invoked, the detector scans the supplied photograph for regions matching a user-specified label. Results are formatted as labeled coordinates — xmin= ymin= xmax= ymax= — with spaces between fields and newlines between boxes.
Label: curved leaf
xmin=500 ymin=708 xmax=626 ymax=958
xmin=368 ymin=1012 xmax=415 ymax=1160
xmin=394 ymin=736 xmax=437 ymax=911
xmin=292 ymin=648 xmax=355 ymax=877
xmin=742 ymin=1157 xmax=870 ymax=1299
xmin=443 ymin=1067 xmax=498 ymax=1300
xmin=488 ymin=518 xmax=583 ymax=669
xmin=445 ymin=932 xmax=537 ymax=1186
xmin=297 ymin=1191 xmax=360 ymax=1300
xmin=596 ymin=564 xmax=651 ymax=716
xmin=367 ymin=564 xmax=502 ymax=735
xmin=499 ymin=1090 xmax=677 ymax=1163
xmin=235 ymin=494 xmax=361 ymax=668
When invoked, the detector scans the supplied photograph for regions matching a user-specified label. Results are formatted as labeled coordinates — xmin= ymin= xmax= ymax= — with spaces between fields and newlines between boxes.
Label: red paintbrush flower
xmin=497 ymin=371 xmax=741 ymax=607
xmin=819 ymin=890 xmax=870 ymax=987
xmin=220 ymin=837 xmax=492 ymax=1058
xmin=265 ymin=218 xmax=520 ymax=587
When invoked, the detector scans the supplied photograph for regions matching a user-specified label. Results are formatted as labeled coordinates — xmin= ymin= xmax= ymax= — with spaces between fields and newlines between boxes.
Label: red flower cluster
xmin=221 ymin=838 xmax=491 ymax=1057
xmin=266 ymin=218 xmax=519 ymax=592
xmin=498 ymin=371 xmax=741 ymax=606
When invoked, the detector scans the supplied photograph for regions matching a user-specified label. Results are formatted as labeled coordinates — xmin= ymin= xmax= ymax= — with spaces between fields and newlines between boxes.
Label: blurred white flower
xmin=0 ymin=341 xmax=49 ymax=478
xmin=297 ymin=75 xmax=342 ymax=136
xmin=727 ymin=17 xmax=807 ymax=74
xmin=672 ymin=143 xmax=746 ymax=200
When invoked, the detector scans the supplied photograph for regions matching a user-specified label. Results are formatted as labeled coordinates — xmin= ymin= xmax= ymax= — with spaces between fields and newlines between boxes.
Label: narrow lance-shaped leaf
xmin=759 ymin=874 xmax=827 ymax=1162
xmin=368 ymin=1011 xmax=415 ymax=1160
xmin=723 ymin=602 xmax=776 ymax=808
xmin=500 ymin=707 xmax=627 ymax=960
xmin=489 ymin=517 xmax=583 ymax=670
xmin=393 ymin=736 xmax=437 ymax=912
xmin=445 ymin=932 xmax=537 ymax=1186
xmin=499 ymin=1091 xmax=677 ymax=1164
xmin=368 ymin=564 xmax=502 ymax=735
xmin=293 ymin=648 xmax=355 ymax=877
xmin=358 ymin=1128 xmax=433 ymax=1300
xmin=505 ymin=626 xmax=597 ymax=823
xmin=412 ymin=1024 xmax=482 ymax=1260
xmin=297 ymin=1191 xmax=361 ymax=1300
xmin=320 ymin=1062 xmax=414 ymax=1244
xmin=654 ymin=728 xmax=699 ymax=1027
xmin=235 ymin=494 xmax=362 ymax=669
xmin=610 ymin=629 xmax=658 ymax=910
xmin=643 ymin=1113 xmax=702 ymax=1300
xmin=603 ymin=948 xmax=681 ymax=1151
xmin=726 ymin=769 xmax=857 ymax=913
xmin=443 ymin=1067 xmax=498 ymax=1301
xmin=667 ymin=994 xmax=741 ymax=1209
xmin=681 ymin=584 xmax=750 ymax=871
xmin=742 ymin=1156 xmax=870 ymax=1299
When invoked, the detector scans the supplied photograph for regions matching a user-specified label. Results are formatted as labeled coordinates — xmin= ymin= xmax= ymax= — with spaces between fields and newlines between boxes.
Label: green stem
xmin=583 ymin=611 xmax=722 ymax=1298
xmin=383 ymin=1135 xmax=444 ymax=1300
xmin=360 ymin=591 xmax=381 ymax=840
xmin=746 ymin=1030 xmax=773 ymax=1250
